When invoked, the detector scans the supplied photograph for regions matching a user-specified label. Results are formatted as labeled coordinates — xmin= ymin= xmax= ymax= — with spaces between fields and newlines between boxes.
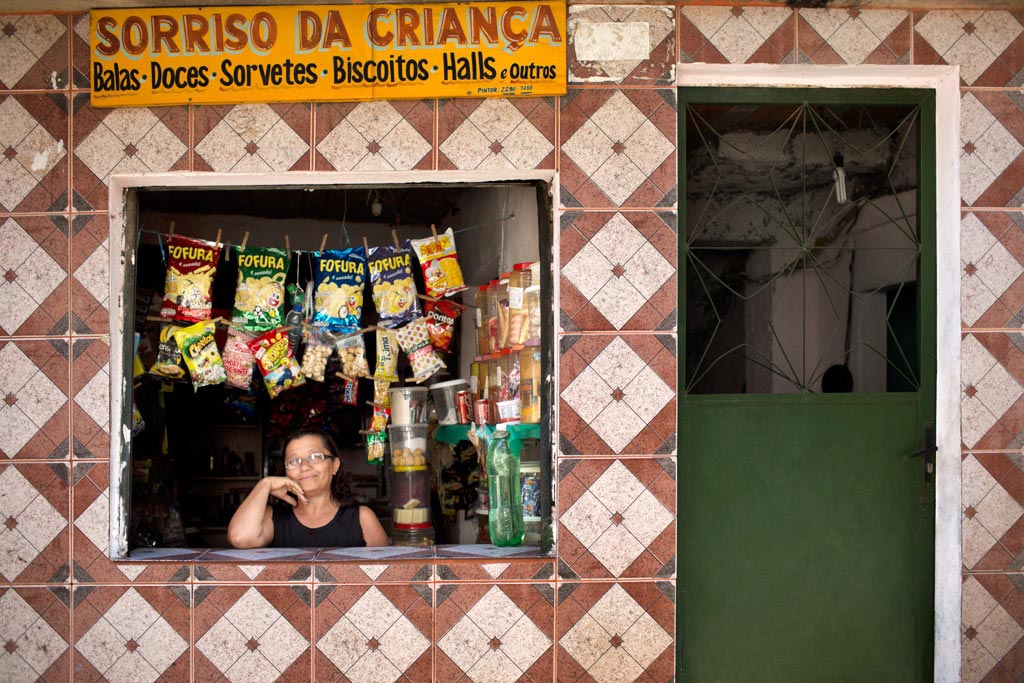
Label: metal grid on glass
xmin=683 ymin=101 xmax=921 ymax=395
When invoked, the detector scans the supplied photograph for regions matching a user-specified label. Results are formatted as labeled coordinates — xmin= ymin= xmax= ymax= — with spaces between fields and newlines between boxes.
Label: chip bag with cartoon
xmin=368 ymin=245 xmax=421 ymax=328
xmin=409 ymin=228 xmax=467 ymax=298
xmin=160 ymin=235 xmax=220 ymax=322
xmin=173 ymin=320 xmax=227 ymax=390
xmin=247 ymin=327 xmax=305 ymax=399
xmin=232 ymin=246 xmax=290 ymax=331
xmin=313 ymin=248 xmax=366 ymax=329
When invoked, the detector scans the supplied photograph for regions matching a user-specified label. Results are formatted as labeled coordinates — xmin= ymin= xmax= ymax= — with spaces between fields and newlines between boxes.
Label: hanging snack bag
xmin=223 ymin=326 xmax=258 ymax=389
xmin=336 ymin=328 xmax=370 ymax=378
xmin=395 ymin=317 xmax=445 ymax=383
xmin=375 ymin=328 xmax=399 ymax=381
xmin=341 ymin=378 xmax=359 ymax=406
xmin=366 ymin=431 xmax=386 ymax=465
xmin=232 ymin=246 xmax=290 ymax=331
xmin=160 ymin=235 xmax=220 ymax=322
xmin=409 ymin=228 xmax=467 ymax=298
xmin=370 ymin=403 xmax=391 ymax=432
xmin=248 ymin=327 xmax=305 ymax=399
xmin=373 ymin=379 xmax=392 ymax=407
xmin=368 ymin=245 xmax=421 ymax=328
xmin=301 ymin=327 xmax=334 ymax=382
xmin=313 ymin=248 xmax=366 ymax=330
xmin=173 ymin=320 xmax=227 ymax=390
xmin=424 ymin=298 xmax=466 ymax=352
xmin=149 ymin=324 xmax=186 ymax=380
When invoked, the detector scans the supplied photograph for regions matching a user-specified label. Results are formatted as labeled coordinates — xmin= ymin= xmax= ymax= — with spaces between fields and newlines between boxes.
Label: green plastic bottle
xmin=487 ymin=424 xmax=524 ymax=546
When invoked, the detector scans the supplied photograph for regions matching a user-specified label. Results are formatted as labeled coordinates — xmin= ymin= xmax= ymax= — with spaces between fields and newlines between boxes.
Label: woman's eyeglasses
xmin=284 ymin=452 xmax=337 ymax=469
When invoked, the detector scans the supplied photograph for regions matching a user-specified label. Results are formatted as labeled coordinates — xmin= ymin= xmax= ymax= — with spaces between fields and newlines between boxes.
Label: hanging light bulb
xmin=370 ymin=190 xmax=383 ymax=217
xmin=833 ymin=152 xmax=848 ymax=205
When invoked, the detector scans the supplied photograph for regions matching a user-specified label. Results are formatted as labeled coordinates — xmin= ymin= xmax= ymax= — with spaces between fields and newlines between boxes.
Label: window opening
xmin=120 ymin=180 xmax=554 ymax=553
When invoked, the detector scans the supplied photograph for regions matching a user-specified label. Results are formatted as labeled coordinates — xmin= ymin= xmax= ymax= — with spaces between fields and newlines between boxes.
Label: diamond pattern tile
xmin=0 ymin=587 xmax=70 ymax=682
xmin=962 ymin=574 xmax=1024 ymax=682
xmin=0 ymin=93 xmax=69 ymax=213
xmin=194 ymin=556 xmax=315 ymax=584
xmin=0 ymin=340 xmax=69 ymax=460
xmin=560 ymin=336 xmax=676 ymax=455
xmin=914 ymin=10 xmax=1024 ymax=88
xmin=72 ymin=95 xmax=187 ymax=210
xmin=961 ymin=333 xmax=1024 ymax=451
xmin=556 ymin=582 xmax=674 ymax=683
xmin=194 ymin=103 xmax=310 ymax=173
xmin=0 ymin=215 xmax=69 ymax=337
xmin=0 ymin=463 xmax=69 ymax=583
xmin=568 ymin=6 xmax=675 ymax=85
xmin=680 ymin=6 xmax=795 ymax=65
xmin=194 ymin=585 xmax=311 ymax=683
xmin=0 ymin=15 xmax=68 ymax=90
xmin=558 ymin=459 xmax=675 ymax=580
xmin=560 ymin=90 xmax=676 ymax=209
xmin=959 ymin=91 xmax=1024 ymax=208
xmin=436 ymin=583 xmax=553 ymax=683
xmin=797 ymin=9 xmax=909 ymax=64
xmin=71 ymin=13 xmax=90 ymax=89
xmin=961 ymin=211 xmax=1024 ymax=328
xmin=73 ymin=585 xmax=189 ymax=683
xmin=315 ymin=101 xmax=432 ymax=172
xmin=560 ymin=211 xmax=676 ymax=332
xmin=315 ymin=584 xmax=431 ymax=683
xmin=71 ymin=338 xmax=108 ymax=460
xmin=314 ymin=546 xmax=432 ymax=584
xmin=71 ymin=213 xmax=110 ymax=335
xmin=438 ymin=98 xmax=554 ymax=171
xmin=434 ymin=557 xmax=555 ymax=583
xmin=961 ymin=453 xmax=1024 ymax=571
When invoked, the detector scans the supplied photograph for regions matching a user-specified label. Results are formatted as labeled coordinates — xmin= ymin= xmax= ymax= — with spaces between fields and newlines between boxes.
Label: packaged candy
xmin=149 ymin=324 xmax=186 ymax=380
xmin=223 ymin=326 xmax=258 ymax=389
xmin=409 ymin=228 xmax=467 ymax=298
xmin=395 ymin=317 xmax=445 ymax=383
xmin=160 ymin=235 xmax=220 ymax=322
xmin=301 ymin=326 xmax=334 ymax=382
xmin=173 ymin=320 xmax=227 ymax=390
xmin=232 ymin=246 xmax=290 ymax=331
xmin=366 ymin=431 xmax=386 ymax=465
xmin=335 ymin=328 xmax=370 ymax=378
xmin=368 ymin=245 xmax=421 ymax=328
xmin=371 ymin=404 xmax=391 ymax=432
xmin=373 ymin=379 xmax=391 ymax=407
xmin=375 ymin=328 xmax=399 ymax=381
xmin=341 ymin=378 xmax=359 ymax=406
xmin=313 ymin=248 xmax=366 ymax=329
xmin=425 ymin=298 xmax=466 ymax=352
xmin=247 ymin=327 xmax=305 ymax=399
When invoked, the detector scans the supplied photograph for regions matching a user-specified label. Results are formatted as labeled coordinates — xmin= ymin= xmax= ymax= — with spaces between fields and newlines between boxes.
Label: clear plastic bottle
xmin=285 ymin=286 xmax=304 ymax=351
xmin=487 ymin=424 xmax=524 ymax=547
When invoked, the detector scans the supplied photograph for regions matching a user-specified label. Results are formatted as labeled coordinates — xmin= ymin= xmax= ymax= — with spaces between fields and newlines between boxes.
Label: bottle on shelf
xmin=285 ymin=285 xmax=304 ymax=351
xmin=486 ymin=424 xmax=524 ymax=547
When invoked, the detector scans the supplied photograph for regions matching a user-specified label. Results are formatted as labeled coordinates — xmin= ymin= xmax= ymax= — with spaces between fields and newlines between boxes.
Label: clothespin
xmin=284 ymin=234 xmax=291 ymax=257
xmin=214 ymin=229 xmax=222 ymax=249
xmin=363 ymin=237 xmax=370 ymax=255
xmin=225 ymin=240 xmax=232 ymax=261
xmin=391 ymin=229 xmax=400 ymax=249
xmin=319 ymin=233 xmax=328 ymax=253
xmin=168 ymin=221 xmax=175 ymax=238
xmin=430 ymin=224 xmax=438 ymax=241
xmin=335 ymin=371 xmax=357 ymax=383
xmin=240 ymin=231 xmax=249 ymax=250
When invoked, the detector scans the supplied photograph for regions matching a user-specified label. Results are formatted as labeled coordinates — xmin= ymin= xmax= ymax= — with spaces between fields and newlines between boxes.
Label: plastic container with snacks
xmin=475 ymin=285 xmax=489 ymax=356
xmin=519 ymin=344 xmax=542 ymax=424
xmin=388 ymin=423 xmax=428 ymax=465
xmin=507 ymin=262 xmax=533 ymax=347
xmin=485 ymin=280 xmax=500 ymax=354
xmin=497 ymin=272 xmax=511 ymax=350
xmin=487 ymin=357 xmax=501 ymax=422
xmin=524 ymin=285 xmax=541 ymax=344
xmin=428 ymin=378 xmax=469 ymax=425
xmin=392 ymin=523 xmax=434 ymax=547
xmin=389 ymin=386 xmax=428 ymax=426
xmin=388 ymin=422 xmax=432 ymax=536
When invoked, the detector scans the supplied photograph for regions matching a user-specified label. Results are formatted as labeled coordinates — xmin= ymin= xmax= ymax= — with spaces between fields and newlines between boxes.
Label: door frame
xmin=676 ymin=63 xmax=961 ymax=683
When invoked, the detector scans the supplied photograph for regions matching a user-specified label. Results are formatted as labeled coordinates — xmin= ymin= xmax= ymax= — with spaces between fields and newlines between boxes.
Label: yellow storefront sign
xmin=90 ymin=3 xmax=566 ymax=107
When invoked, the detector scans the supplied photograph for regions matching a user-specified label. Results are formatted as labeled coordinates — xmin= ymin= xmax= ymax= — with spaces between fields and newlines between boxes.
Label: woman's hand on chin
xmin=264 ymin=476 xmax=308 ymax=507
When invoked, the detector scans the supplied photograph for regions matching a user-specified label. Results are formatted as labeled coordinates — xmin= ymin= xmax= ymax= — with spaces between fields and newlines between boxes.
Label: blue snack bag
xmin=368 ymin=244 xmax=422 ymax=328
xmin=313 ymin=248 xmax=366 ymax=329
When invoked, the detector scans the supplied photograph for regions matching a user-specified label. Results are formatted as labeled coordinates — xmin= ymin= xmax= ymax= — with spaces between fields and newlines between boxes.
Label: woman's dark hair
xmin=280 ymin=429 xmax=357 ymax=507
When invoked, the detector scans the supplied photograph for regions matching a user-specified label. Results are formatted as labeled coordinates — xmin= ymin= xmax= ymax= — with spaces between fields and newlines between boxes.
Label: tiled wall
xmin=0 ymin=4 xmax=1020 ymax=682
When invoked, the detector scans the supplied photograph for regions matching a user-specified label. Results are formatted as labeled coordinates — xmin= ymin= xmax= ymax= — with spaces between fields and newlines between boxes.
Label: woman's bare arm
xmin=227 ymin=476 xmax=307 ymax=548
xmin=359 ymin=505 xmax=389 ymax=547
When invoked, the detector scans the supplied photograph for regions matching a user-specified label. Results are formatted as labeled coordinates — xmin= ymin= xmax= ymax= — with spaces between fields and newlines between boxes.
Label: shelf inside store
xmin=434 ymin=422 xmax=540 ymax=444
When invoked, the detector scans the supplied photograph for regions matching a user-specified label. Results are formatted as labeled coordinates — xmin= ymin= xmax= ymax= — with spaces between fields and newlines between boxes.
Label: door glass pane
xmin=684 ymin=102 xmax=920 ymax=394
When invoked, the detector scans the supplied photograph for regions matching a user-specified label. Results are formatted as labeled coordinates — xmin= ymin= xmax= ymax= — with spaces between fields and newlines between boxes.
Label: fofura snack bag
xmin=313 ymin=248 xmax=366 ymax=329
xmin=232 ymin=246 xmax=290 ymax=331
xmin=368 ymin=245 xmax=421 ymax=328
xmin=409 ymin=228 xmax=467 ymax=298
xmin=247 ymin=327 xmax=305 ymax=399
xmin=160 ymin=235 xmax=220 ymax=322
xmin=173 ymin=320 xmax=226 ymax=390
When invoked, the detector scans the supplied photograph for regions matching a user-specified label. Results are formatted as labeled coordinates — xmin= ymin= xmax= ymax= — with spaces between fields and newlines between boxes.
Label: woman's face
xmin=284 ymin=434 xmax=340 ymax=496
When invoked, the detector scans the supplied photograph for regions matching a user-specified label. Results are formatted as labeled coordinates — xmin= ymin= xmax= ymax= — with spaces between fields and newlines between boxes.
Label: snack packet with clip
xmin=395 ymin=317 xmax=444 ymax=383
xmin=160 ymin=235 xmax=220 ymax=322
xmin=424 ymin=298 xmax=466 ymax=352
xmin=313 ymin=248 xmax=366 ymax=329
xmin=374 ymin=328 xmax=399 ymax=381
xmin=335 ymin=328 xmax=370 ymax=378
xmin=366 ymin=431 xmax=385 ymax=465
xmin=367 ymin=245 xmax=421 ymax=328
xmin=247 ymin=327 xmax=305 ymax=399
xmin=232 ymin=246 xmax=290 ymax=331
xmin=149 ymin=324 xmax=186 ymax=380
xmin=173 ymin=320 xmax=227 ymax=390
xmin=409 ymin=228 xmax=467 ymax=298
xmin=223 ymin=326 xmax=258 ymax=389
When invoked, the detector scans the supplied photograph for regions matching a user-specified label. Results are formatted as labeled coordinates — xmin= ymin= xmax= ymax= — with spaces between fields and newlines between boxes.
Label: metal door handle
xmin=909 ymin=423 xmax=935 ymax=483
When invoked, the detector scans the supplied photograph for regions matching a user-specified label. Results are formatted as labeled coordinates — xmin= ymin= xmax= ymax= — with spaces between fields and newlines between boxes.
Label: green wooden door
xmin=679 ymin=88 xmax=935 ymax=681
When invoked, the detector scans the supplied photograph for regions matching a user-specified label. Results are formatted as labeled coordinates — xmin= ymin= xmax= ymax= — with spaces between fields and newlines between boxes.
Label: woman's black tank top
xmin=270 ymin=504 xmax=365 ymax=548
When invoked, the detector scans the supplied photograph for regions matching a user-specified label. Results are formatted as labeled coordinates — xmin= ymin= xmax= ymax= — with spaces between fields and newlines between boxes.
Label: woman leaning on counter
xmin=228 ymin=429 xmax=388 ymax=548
